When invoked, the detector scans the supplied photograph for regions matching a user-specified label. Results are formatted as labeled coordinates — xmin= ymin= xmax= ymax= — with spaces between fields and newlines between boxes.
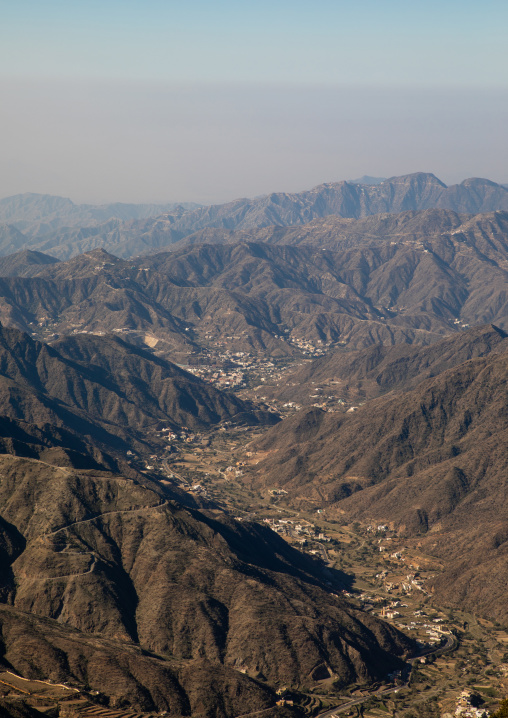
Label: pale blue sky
xmin=1 ymin=1 xmax=507 ymax=203
xmin=2 ymin=0 xmax=507 ymax=86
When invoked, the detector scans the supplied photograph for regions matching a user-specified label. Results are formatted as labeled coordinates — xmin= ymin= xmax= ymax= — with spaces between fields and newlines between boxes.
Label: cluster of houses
xmin=449 ymin=690 xmax=490 ymax=717
xmin=262 ymin=517 xmax=331 ymax=545
xmin=374 ymin=545 xmax=430 ymax=595
xmin=380 ymin=571 xmax=427 ymax=595
xmin=453 ymin=318 xmax=471 ymax=330
xmin=184 ymin=349 xmax=287 ymax=392
xmin=189 ymin=483 xmax=211 ymax=499
xmin=223 ymin=465 xmax=244 ymax=479
xmin=377 ymin=575 xmax=427 ymax=596
xmin=304 ymin=384 xmax=346 ymax=411
xmin=282 ymin=401 xmax=302 ymax=411
xmin=349 ymin=593 xmax=450 ymax=646
xmin=157 ymin=427 xmax=199 ymax=444
xmin=286 ymin=336 xmax=329 ymax=356
xmin=367 ymin=524 xmax=390 ymax=533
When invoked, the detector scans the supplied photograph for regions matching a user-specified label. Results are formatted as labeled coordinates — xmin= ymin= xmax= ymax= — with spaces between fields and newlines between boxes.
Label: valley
xmin=1 ymin=183 xmax=508 ymax=718
xmin=126 ymin=421 xmax=508 ymax=717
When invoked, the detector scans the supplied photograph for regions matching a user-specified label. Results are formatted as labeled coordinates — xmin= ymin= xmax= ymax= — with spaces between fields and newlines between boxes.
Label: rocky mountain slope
xmin=0 ymin=201 xmax=507 ymax=363
xmin=0 ymin=223 xmax=500 ymax=365
xmin=0 ymin=246 xmax=440 ymax=360
xmin=262 ymin=324 xmax=508 ymax=405
xmin=2 ymin=174 xmax=508 ymax=260
xmin=246 ymin=347 xmax=508 ymax=621
xmin=0 ymin=324 xmax=274 ymax=466
xmin=0 ymin=454 xmax=413 ymax=715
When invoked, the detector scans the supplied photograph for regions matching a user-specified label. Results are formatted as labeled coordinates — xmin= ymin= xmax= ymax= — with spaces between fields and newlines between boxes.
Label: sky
xmin=1 ymin=0 xmax=507 ymax=204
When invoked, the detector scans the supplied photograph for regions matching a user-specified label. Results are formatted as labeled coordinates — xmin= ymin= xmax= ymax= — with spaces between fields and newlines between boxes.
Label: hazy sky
xmin=1 ymin=0 xmax=507 ymax=204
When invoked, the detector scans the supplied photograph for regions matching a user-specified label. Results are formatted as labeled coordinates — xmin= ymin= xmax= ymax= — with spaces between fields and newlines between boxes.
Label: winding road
xmin=316 ymin=633 xmax=457 ymax=716
xmin=44 ymin=498 xmax=168 ymax=538
xmin=23 ymin=499 xmax=169 ymax=581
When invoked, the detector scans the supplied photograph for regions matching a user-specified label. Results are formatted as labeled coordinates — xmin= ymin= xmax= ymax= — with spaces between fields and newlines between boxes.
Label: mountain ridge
xmin=2 ymin=174 xmax=508 ymax=260
xmin=3 ymin=215 xmax=508 ymax=362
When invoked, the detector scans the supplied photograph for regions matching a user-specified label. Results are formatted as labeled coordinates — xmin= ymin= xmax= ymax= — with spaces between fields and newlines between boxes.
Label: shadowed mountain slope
xmin=0 ymin=249 xmax=59 ymax=277
xmin=0 ymin=324 xmax=275 ymax=465
xmin=247 ymin=349 xmax=508 ymax=621
xmin=0 ymin=455 xmax=413 ymax=715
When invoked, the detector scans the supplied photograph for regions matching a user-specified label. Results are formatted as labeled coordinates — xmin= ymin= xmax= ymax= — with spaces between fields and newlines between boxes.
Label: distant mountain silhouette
xmin=0 ymin=192 xmax=201 ymax=240
xmin=2 ymin=174 xmax=508 ymax=259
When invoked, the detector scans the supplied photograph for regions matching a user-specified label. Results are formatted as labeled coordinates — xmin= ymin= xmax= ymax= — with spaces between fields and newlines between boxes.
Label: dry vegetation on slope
xmin=0 ymin=455 xmax=413 ymax=716
xmin=260 ymin=324 xmax=508 ymax=405
xmin=247 ymin=344 xmax=508 ymax=621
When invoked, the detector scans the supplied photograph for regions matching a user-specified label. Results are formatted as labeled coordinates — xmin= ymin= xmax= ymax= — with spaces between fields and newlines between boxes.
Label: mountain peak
xmin=385 ymin=171 xmax=447 ymax=187
xmin=460 ymin=176 xmax=504 ymax=188
xmin=349 ymin=175 xmax=387 ymax=185
xmin=82 ymin=247 xmax=119 ymax=259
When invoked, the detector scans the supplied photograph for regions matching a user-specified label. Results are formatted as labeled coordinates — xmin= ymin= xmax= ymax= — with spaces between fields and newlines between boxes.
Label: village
xmin=132 ymin=422 xmax=508 ymax=718
xmin=180 ymin=346 xmax=348 ymax=414
xmin=4 ymin=322 xmax=506 ymax=718
xmin=33 ymin=319 xmax=506 ymax=718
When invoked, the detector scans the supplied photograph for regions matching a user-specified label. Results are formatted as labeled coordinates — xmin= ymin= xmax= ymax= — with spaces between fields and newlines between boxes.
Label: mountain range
xmin=2 ymin=205 xmax=508 ymax=361
xmin=1 ymin=172 xmax=508 ymax=715
xmin=1 ymin=173 xmax=508 ymax=260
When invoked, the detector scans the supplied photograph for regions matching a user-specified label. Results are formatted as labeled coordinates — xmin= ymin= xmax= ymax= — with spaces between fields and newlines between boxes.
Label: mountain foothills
xmin=1 ymin=174 xmax=508 ymax=716
xmin=1 ymin=173 xmax=508 ymax=259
